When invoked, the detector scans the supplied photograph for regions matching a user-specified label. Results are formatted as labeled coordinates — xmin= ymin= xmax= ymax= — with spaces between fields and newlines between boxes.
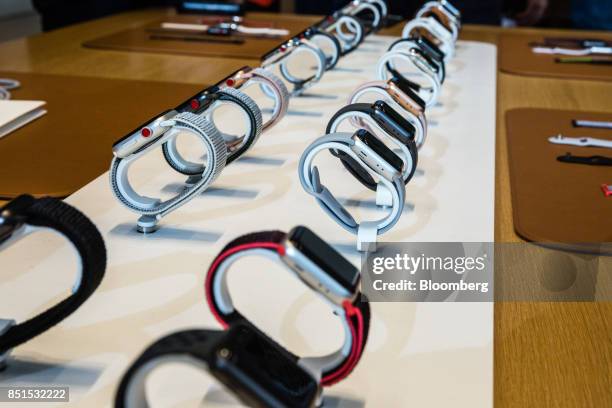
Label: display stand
xmin=0 ymin=38 xmax=497 ymax=407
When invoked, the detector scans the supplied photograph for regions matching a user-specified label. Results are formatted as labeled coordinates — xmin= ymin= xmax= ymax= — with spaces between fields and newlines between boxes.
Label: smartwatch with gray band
xmin=0 ymin=195 xmax=106 ymax=369
xmin=162 ymin=81 xmax=262 ymax=177
xmin=261 ymin=37 xmax=327 ymax=97
xmin=110 ymin=111 xmax=227 ymax=233
xmin=326 ymin=101 xmax=418 ymax=188
xmin=315 ymin=12 xmax=365 ymax=56
xmin=298 ymin=131 xmax=405 ymax=241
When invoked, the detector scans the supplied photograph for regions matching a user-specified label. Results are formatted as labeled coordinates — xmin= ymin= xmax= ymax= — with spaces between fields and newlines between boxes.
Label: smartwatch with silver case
xmin=348 ymin=77 xmax=427 ymax=149
xmin=299 ymin=130 xmax=406 ymax=239
xmin=110 ymin=111 xmax=227 ymax=233
xmin=205 ymin=226 xmax=370 ymax=387
xmin=0 ymin=195 xmax=106 ymax=369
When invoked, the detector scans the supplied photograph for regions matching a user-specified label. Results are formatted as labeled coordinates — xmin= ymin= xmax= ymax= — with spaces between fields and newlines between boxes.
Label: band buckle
xmin=0 ymin=319 xmax=16 ymax=370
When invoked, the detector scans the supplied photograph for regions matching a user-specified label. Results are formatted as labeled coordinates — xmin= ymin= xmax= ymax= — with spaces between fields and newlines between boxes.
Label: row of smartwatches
xmin=0 ymin=1 xmax=462 ymax=406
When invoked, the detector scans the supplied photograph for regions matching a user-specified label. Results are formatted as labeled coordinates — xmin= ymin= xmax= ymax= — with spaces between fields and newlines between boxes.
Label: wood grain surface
xmin=0 ymin=9 xmax=610 ymax=407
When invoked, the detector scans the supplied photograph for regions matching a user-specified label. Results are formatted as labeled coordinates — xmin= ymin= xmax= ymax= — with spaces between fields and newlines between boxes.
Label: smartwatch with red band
xmin=204 ymin=226 xmax=371 ymax=387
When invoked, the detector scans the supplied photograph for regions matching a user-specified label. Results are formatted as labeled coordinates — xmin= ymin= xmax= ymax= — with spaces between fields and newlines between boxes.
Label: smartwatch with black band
xmin=0 ymin=195 xmax=106 ymax=368
xmin=162 ymin=75 xmax=263 ymax=177
xmin=205 ymin=226 xmax=371 ymax=387
xmin=326 ymin=101 xmax=419 ymax=188
xmin=115 ymin=322 xmax=320 ymax=408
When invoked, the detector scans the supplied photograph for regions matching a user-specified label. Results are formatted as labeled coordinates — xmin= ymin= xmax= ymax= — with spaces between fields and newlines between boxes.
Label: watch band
xmin=299 ymin=133 xmax=406 ymax=235
xmin=416 ymin=2 xmax=460 ymax=40
xmin=162 ymin=87 xmax=262 ymax=176
xmin=0 ymin=195 xmax=106 ymax=357
xmin=348 ymin=80 xmax=428 ymax=149
xmin=402 ymin=17 xmax=455 ymax=59
xmin=326 ymin=103 xmax=418 ymax=187
xmin=110 ymin=112 xmax=227 ymax=221
xmin=308 ymin=29 xmax=342 ymax=70
xmin=204 ymin=229 xmax=371 ymax=386
xmin=279 ymin=39 xmax=328 ymax=97
xmin=316 ymin=13 xmax=365 ymax=56
xmin=115 ymin=323 xmax=319 ymax=408
xmin=377 ymin=49 xmax=442 ymax=108
xmin=342 ymin=1 xmax=382 ymax=33
xmin=368 ymin=0 xmax=388 ymax=19
xmin=0 ymin=78 xmax=20 ymax=100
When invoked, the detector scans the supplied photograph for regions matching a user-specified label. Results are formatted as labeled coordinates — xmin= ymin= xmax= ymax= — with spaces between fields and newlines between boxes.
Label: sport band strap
xmin=402 ymin=17 xmax=455 ymax=58
xmin=325 ymin=103 xmax=418 ymax=189
xmin=0 ymin=78 xmax=19 ymax=100
xmin=110 ymin=112 xmax=226 ymax=221
xmin=278 ymin=38 xmax=327 ymax=97
xmin=299 ymin=133 xmax=405 ymax=235
xmin=0 ymin=195 xmax=106 ymax=357
xmin=388 ymin=37 xmax=446 ymax=83
xmin=162 ymin=87 xmax=262 ymax=176
xmin=204 ymin=230 xmax=371 ymax=386
xmin=317 ymin=13 xmax=365 ymax=56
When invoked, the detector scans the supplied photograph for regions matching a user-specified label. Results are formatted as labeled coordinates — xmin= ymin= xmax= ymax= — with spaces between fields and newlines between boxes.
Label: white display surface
xmin=0 ymin=36 xmax=496 ymax=407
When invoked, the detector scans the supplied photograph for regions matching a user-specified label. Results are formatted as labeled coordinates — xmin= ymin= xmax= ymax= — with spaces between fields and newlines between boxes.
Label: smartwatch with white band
xmin=341 ymin=0 xmax=382 ymax=34
xmin=315 ymin=12 xmax=365 ymax=56
xmin=299 ymin=130 xmax=406 ymax=240
xmin=348 ymin=77 xmax=427 ymax=149
xmin=295 ymin=27 xmax=342 ymax=71
xmin=377 ymin=49 xmax=442 ymax=108
xmin=162 ymin=77 xmax=263 ymax=176
xmin=0 ymin=78 xmax=20 ymax=100
xmin=115 ymin=323 xmax=320 ymax=408
xmin=205 ymin=226 xmax=371 ymax=386
xmin=326 ymin=101 xmax=418 ymax=185
xmin=416 ymin=2 xmax=460 ymax=41
xmin=402 ymin=17 xmax=455 ymax=58
xmin=0 ymin=195 xmax=106 ymax=368
xmin=110 ymin=111 xmax=227 ymax=233
xmin=261 ymin=37 xmax=327 ymax=97
xmin=387 ymin=36 xmax=447 ymax=82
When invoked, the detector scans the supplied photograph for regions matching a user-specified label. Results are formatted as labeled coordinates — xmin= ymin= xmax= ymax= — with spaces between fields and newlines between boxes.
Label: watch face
xmin=415 ymin=35 xmax=445 ymax=61
xmin=372 ymin=100 xmax=416 ymax=145
xmin=288 ymin=226 xmax=360 ymax=293
xmin=355 ymin=129 xmax=404 ymax=173
xmin=390 ymin=77 xmax=426 ymax=110
xmin=212 ymin=324 xmax=318 ymax=408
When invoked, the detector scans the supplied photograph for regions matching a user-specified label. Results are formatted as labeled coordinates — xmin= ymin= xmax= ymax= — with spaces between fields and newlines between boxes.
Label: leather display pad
xmin=0 ymin=72 xmax=204 ymax=199
xmin=506 ymin=108 xmax=612 ymax=252
xmin=83 ymin=14 xmax=315 ymax=59
xmin=499 ymin=34 xmax=612 ymax=81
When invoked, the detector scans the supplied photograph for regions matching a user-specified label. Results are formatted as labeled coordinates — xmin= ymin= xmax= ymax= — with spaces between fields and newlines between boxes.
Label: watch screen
xmin=112 ymin=110 xmax=172 ymax=147
xmin=288 ymin=226 xmax=359 ymax=293
xmin=356 ymin=129 xmax=404 ymax=173
xmin=213 ymin=324 xmax=318 ymax=408
xmin=390 ymin=77 xmax=425 ymax=110
xmin=416 ymin=36 xmax=445 ymax=61
xmin=373 ymin=101 xmax=416 ymax=146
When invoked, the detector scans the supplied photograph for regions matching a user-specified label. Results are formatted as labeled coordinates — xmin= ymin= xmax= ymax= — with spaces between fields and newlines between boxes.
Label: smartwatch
xmin=326 ymin=101 xmax=418 ymax=186
xmin=387 ymin=36 xmax=446 ymax=82
xmin=315 ymin=12 xmax=365 ymax=56
xmin=115 ymin=323 xmax=320 ymax=408
xmin=110 ymin=111 xmax=227 ymax=233
xmin=296 ymin=27 xmax=342 ymax=71
xmin=162 ymin=75 xmax=263 ymax=176
xmin=402 ymin=17 xmax=455 ymax=59
xmin=0 ymin=195 xmax=106 ymax=368
xmin=348 ymin=77 xmax=427 ymax=149
xmin=416 ymin=2 xmax=460 ymax=41
xmin=340 ymin=0 xmax=383 ymax=34
xmin=0 ymin=78 xmax=20 ymax=100
xmin=377 ymin=49 xmax=442 ymax=108
xmin=261 ymin=36 xmax=327 ymax=97
xmin=205 ymin=226 xmax=371 ymax=386
xmin=299 ymin=130 xmax=406 ymax=237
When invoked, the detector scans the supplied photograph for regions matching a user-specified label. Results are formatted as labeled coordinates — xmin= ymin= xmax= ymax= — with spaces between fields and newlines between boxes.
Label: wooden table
xmin=0 ymin=9 xmax=609 ymax=407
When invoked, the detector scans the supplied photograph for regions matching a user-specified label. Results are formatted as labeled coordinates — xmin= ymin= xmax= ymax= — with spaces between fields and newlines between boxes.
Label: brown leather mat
xmin=0 ymin=72 xmax=204 ymax=199
xmin=499 ymin=34 xmax=612 ymax=82
xmin=83 ymin=14 xmax=316 ymax=59
xmin=506 ymin=108 xmax=612 ymax=253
